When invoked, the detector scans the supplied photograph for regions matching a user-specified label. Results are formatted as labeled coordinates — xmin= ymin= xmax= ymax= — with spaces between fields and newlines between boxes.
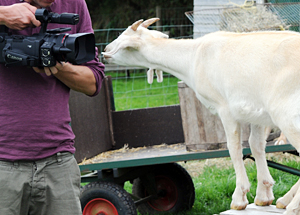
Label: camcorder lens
xmin=74 ymin=39 xmax=79 ymax=58
xmin=63 ymin=33 xmax=95 ymax=65
xmin=41 ymin=32 xmax=94 ymax=66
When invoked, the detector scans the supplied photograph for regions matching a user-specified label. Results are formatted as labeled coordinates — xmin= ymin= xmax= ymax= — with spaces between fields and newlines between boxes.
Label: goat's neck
xmin=140 ymin=38 xmax=195 ymax=86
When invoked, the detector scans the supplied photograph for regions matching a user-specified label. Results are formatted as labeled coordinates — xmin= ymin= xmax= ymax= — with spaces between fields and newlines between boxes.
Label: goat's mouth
xmin=102 ymin=52 xmax=112 ymax=60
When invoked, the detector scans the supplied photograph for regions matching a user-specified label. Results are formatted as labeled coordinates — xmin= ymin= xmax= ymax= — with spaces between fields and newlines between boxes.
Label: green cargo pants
xmin=0 ymin=152 xmax=82 ymax=215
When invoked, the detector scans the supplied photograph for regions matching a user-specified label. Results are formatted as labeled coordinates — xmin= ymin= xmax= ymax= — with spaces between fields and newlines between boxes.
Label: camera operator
xmin=0 ymin=0 xmax=105 ymax=214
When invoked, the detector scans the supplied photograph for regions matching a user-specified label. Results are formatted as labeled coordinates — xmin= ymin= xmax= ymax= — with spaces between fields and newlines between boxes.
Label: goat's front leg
xmin=249 ymin=125 xmax=275 ymax=206
xmin=220 ymin=113 xmax=250 ymax=210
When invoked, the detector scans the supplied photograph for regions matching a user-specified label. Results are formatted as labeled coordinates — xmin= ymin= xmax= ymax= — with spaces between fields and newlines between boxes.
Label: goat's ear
xmin=104 ymin=36 xmax=142 ymax=56
xmin=141 ymin=18 xmax=160 ymax=28
xmin=131 ymin=19 xmax=143 ymax=31
xmin=152 ymin=30 xmax=169 ymax=39
xmin=124 ymin=37 xmax=142 ymax=50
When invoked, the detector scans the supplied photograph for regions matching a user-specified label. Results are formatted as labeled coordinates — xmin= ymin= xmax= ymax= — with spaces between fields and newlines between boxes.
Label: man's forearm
xmin=53 ymin=63 xmax=97 ymax=96
xmin=0 ymin=6 xmax=8 ymax=25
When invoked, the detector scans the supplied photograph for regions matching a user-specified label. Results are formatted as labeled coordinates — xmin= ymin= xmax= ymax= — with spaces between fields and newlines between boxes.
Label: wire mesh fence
xmin=185 ymin=2 xmax=300 ymax=37
xmin=105 ymin=69 xmax=180 ymax=111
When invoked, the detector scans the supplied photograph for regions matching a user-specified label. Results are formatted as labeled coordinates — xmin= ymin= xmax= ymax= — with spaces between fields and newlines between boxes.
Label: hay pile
xmin=79 ymin=143 xmax=186 ymax=165
xmin=219 ymin=4 xmax=289 ymax=32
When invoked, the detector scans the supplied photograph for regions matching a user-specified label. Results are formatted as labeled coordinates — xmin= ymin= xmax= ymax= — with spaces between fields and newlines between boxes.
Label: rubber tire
xmin=80 ymin=181 xmax=137 ymax=215
xmin=132 ymin=163 xmax=195 ymax=214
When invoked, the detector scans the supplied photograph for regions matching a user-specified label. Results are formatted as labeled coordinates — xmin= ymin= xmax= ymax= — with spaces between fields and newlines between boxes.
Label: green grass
xmin=106 ymin=70 xmax=180 ymax=111
xmin=191 ymin=165 xmax=236 ymax=214
xmin=123 ymin=155 xmax=300 ymax=214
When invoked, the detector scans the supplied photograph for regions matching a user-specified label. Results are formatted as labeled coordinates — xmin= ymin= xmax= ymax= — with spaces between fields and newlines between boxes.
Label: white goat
xmin=103 ymin=18 xmax=300 ymax=214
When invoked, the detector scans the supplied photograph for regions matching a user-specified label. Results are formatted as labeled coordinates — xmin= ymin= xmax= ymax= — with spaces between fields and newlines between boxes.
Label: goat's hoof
xmin=276 ymin=201 xmax=287 ymax=209
xmin=230 ymin=203 xmax=247 ymax=210
xmin=276 ymin=197 xmax=288 ymax=209
xmin=255 ymin=197 xmax=274 ymax=206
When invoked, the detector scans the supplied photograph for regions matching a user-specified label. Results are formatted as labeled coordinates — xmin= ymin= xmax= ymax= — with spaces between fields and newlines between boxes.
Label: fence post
xmin=156 ymin=6 xmax=162 ymax=31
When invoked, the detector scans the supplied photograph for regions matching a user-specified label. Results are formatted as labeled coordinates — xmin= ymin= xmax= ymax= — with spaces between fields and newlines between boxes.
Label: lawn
xmin=106 ymin=70 xmax=181 ymax=111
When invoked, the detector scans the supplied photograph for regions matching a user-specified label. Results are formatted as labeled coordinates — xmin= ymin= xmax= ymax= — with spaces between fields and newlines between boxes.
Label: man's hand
xmin=33 ymin=62 xmax=65 ymax=76
xmin=0 ymin=3 xmax=41 ymax=30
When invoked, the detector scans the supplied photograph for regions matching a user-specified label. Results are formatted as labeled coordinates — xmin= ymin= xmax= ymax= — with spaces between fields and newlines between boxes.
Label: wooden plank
xmin=220 ymin=203 xmax=285 ymax=215
xmin=104 ymin=64 xmax=143 ymax=71
xmin=178 ymin=81 xmax=250 ymax=151
xmin=112 ymin=105 xmax=185 ymax=149
xmin=104 ymin=76 xmax=115 ymax=146
xmin=69 ymin=77 xmax=114 ymax=162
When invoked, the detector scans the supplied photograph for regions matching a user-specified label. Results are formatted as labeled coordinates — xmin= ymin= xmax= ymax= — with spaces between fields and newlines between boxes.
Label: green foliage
xmin=85 ymin=0 xmax=193 ymax=29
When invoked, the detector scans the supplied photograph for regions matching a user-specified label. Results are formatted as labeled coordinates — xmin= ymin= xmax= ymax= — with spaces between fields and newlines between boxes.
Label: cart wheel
xmin=132 ymin=163 xmax=195 ymax=214
xmin=80 ymin=181 xmax=137 ymax=215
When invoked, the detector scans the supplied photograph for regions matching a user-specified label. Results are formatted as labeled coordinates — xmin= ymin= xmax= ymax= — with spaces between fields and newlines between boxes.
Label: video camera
xmin=0 ymin=9 xmax=95 ymax=67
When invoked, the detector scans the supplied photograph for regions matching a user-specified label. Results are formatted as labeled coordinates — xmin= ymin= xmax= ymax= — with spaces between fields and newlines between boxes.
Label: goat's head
xmin=102 ymin=18 xmax=168 ymax=83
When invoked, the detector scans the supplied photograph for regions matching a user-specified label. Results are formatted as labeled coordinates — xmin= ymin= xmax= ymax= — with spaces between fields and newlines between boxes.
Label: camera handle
xmin=35 ymin=9 xmax=50 ymax=34
xmin=35 ymin=9 xmax=79 ymax=34
xmin=46 ymin=28 xmax=72 ymax=34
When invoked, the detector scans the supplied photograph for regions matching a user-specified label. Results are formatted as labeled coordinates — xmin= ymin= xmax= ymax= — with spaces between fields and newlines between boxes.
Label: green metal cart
xmin=79 ymin=143 xmax=299 ymax=215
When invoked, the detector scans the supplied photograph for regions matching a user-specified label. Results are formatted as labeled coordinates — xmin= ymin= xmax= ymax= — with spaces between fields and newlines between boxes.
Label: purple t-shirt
xmin=0 ymin=0 xmax=105 ymax=161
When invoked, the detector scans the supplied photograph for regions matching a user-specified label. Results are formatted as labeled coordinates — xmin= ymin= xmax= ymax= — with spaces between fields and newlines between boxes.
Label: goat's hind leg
xmin=275 ymin=125 xmax=300 ymax=214
xmin=249 ymin=125 xmax=275 ymax=206
xmin=276 ymin=179 xmax=300 ymax=210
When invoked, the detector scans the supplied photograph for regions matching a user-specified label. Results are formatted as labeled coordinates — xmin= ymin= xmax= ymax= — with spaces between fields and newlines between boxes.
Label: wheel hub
xmin=147 ymin=175 xmax=178 ymax=211
xmin=83 ymin=198 xmax=118 ymax=215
